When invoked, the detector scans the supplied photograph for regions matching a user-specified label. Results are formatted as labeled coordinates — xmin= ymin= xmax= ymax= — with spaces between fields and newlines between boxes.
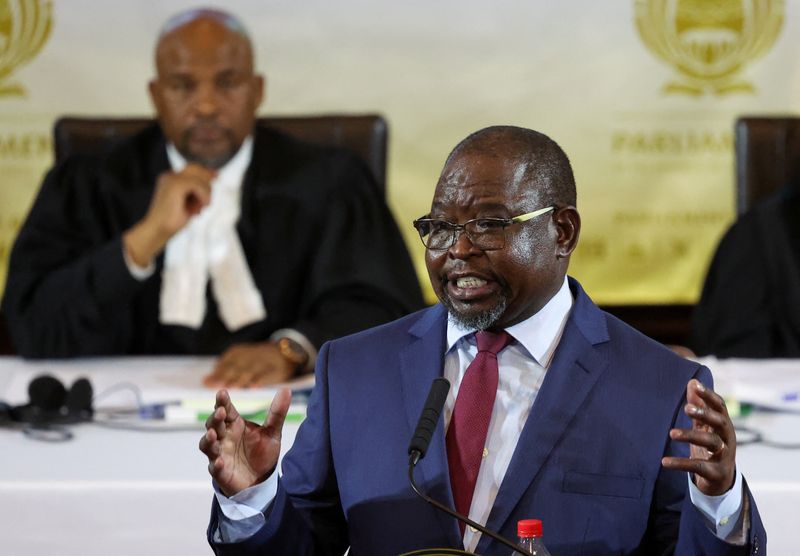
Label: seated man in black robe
xmin=1 ymin=8 xmax=424 ymax=386
xmin=691 ymin=184 xmax=800 ymax=358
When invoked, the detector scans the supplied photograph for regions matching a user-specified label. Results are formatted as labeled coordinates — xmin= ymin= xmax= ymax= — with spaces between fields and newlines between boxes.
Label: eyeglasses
xmin=412 ymin=205 xmax=555 ymax=251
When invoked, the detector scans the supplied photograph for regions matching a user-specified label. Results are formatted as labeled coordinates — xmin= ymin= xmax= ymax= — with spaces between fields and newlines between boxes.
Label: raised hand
xmin=203 ymin=341 xmax=296 ymax=388
xmin=199 ymin=388 xmax=292 ymax=497
xmin=661 ymin=379 xmax=736 ymax=496
xmin=123 ymin=163 xmax=215 ymax=267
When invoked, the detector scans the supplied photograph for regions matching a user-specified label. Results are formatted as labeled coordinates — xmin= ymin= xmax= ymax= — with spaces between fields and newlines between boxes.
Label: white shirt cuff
xmin=211 ymin=472 xmax=279 ymax=543
xmin=688 ymin=468 xmax=745 ymax=541
xmin=122 ymin=244 xmax=155 ymax=280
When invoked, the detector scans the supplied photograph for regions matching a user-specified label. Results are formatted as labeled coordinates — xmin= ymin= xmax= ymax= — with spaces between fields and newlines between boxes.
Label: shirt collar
xmin=165 ymin=136 xmax=254 ymax=190
xmin=446 ymin=276 xmax=573 ymax=365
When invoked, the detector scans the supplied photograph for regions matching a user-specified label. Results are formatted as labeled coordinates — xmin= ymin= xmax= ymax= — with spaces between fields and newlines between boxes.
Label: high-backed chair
xmin=53 ymin=114 xmax=389 ymax=195
xmin=735 ymin=116 xmax=800 ymax=214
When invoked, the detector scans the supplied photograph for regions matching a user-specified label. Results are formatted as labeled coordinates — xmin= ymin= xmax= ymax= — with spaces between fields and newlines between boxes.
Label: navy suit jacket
xmin=209 ymin=279 xmax=766 ymax=555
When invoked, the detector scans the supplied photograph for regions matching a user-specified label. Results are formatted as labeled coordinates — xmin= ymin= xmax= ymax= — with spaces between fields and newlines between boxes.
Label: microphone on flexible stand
xmin=407 ymin=378 xmax=532 ymax=556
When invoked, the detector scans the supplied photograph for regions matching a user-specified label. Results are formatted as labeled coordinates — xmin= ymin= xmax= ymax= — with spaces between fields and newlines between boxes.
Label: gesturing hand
xmin=661 ymin=379 xmax=737 ymax=496
xmin=199 ymin=388 xmax=292 ymax=497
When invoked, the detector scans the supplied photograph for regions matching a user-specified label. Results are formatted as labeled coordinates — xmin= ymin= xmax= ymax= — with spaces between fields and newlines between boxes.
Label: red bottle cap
xmin=517 ymin=518 xmax=543 ymax=538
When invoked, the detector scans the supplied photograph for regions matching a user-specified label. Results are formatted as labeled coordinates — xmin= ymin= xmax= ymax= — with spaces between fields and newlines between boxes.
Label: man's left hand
xmin=203 ymin=342 xmax=296 ymax=388
xmin=661 ymin=378 xmax=736 ymax=496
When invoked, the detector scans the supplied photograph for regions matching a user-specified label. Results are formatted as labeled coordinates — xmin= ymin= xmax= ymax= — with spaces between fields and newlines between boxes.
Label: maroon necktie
xmin=446 ymin=329 xmax=513 ymax=534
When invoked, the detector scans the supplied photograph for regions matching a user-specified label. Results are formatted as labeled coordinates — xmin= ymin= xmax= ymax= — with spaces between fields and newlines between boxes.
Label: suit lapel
xmin=399 ymin=305 xmax=463 ymax=546
xmin=478 ymin=281 xmax=611 ymax=553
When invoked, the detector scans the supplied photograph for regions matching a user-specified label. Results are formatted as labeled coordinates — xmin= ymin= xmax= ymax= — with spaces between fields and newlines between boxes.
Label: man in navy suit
xmin=200 ymin=126 xmax=765 ymax=554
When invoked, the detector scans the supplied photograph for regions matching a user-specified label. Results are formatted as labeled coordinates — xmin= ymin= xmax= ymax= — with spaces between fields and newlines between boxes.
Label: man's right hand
xmin=199 ymin=388 xmax=292 ymax=497
xmin=123 ymin=164 xmax=215 ymax=267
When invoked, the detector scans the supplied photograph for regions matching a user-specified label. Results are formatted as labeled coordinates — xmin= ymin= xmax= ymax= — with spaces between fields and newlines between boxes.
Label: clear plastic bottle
xmin=516 ymin=519 xmax=551 ymax=555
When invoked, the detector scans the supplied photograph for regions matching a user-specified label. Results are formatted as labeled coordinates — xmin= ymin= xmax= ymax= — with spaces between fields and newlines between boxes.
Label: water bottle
xmin=516 ymin=519 xmax=551 ymax=555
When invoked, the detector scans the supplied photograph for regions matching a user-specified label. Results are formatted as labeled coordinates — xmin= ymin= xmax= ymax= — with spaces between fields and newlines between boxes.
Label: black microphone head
xmin=28 ymin=375 xmax=66 ymax=412
xmin=408 ymin=378 xmax=450 ymax=462
xmin=65 ymin=377 xmax=93 ymax=422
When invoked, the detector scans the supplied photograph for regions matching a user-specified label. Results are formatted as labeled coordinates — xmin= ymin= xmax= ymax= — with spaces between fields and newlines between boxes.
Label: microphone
xmin=408 ymin=377 xmax=451 ymax=466
xmin=407 ymin=378 xmax=532 ymax=556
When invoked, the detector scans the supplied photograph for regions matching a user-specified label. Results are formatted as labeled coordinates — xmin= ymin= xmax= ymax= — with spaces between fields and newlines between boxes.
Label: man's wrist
xmin=122 ymin=241 xmax=156 ymax=280
xmin=270 ymin=329 xmax=317 ymax=374
xmin=688 ymin=467 xmax=745 ymax=540
xmin=123 ymin=220 xmax=171 ymax=268
xmin=276 ymin=337 xmax=309 ymax=374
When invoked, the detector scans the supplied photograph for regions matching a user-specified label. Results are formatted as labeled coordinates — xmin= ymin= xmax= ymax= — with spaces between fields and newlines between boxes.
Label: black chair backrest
xmin=53 ymin=114 xmax=389 ymax=195
xmin=735 ymin=116 xmax=800 ymax=214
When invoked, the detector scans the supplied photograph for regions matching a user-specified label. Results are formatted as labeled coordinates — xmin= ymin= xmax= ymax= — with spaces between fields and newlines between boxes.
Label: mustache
xmin=185 ymin=123 xmax=226 ymax=135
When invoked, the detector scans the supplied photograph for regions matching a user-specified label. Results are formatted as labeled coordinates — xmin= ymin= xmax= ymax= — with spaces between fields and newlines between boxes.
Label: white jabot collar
xmin=159 ymin=137 xmax=268 ymax=331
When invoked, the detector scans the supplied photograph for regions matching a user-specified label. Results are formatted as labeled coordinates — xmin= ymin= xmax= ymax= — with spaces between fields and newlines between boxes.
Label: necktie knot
xmin=475 ymin=330 xmax=513 ymax=355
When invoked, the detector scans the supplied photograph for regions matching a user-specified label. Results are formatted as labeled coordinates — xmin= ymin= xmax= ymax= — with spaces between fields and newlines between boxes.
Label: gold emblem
xmin=635 ymin=0 xmax=784 ymax=96
xmin=0 ymin=0 xmax=53 ymax=97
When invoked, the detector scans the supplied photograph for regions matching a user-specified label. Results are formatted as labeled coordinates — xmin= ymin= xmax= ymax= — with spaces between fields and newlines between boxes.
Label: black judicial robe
xmin=691 ymin=185 xmax=800 ymax=358
xmin=1 ymin=124 xmax=424 ymax=358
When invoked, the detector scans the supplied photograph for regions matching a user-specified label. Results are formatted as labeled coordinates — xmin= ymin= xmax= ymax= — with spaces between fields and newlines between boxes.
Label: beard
xmin=178 ymin=127 xmax=237 ymax=169
xmin=440 ymin=291 xmax=509 ymax=331
xmin=183 ymin=150 xmax=233 ymax=169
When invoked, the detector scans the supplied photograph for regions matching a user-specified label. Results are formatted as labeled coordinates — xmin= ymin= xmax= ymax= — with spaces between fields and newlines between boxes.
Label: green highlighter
xmin=183 ymin=398 xmax=307 ymax=424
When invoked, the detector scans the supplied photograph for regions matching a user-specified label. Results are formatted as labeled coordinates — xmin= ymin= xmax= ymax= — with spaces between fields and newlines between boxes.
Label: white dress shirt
xmin=160 ymin=137 xmax=267 ymax=331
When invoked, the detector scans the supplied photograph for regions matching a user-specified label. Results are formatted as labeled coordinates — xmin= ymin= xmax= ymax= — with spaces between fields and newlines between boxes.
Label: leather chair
xmin=735 ymin=116 xmax=800 ymax=214
xmin=53 ymin=114 xmax=389 ymax=195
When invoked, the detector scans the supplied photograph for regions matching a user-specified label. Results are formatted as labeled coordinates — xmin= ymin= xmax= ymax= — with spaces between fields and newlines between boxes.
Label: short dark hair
xmin=445 ymin=125 xmax=577 ymax=207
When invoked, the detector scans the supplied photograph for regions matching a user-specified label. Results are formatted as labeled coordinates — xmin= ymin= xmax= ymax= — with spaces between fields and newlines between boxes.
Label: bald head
xmin=155 ymin=9 xmax=255 ymax=75
xmin=158 ymin=8 xmax=250 ymax=39
xmin=445 ymin=126 xmax=577 ymax=208
xmin=148 ymin=8 xmax=263 ymax=168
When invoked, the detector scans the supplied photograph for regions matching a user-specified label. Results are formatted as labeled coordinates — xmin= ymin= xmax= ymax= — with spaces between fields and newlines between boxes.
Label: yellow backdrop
xmin=0 ymin=0 xmax=796 ymax=304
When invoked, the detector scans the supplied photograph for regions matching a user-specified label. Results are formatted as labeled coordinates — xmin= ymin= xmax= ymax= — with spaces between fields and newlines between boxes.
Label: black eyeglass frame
xmin=412 ymin=205 xmax=556 ymax=251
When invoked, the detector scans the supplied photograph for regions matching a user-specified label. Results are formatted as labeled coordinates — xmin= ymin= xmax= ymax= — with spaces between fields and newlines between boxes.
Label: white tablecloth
xmin=0 ymin=357 xmax=307 ymax=556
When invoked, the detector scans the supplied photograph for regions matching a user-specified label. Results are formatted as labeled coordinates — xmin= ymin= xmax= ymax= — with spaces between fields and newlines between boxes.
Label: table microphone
xmin=407 ymin=378 xmax=532 ymax=556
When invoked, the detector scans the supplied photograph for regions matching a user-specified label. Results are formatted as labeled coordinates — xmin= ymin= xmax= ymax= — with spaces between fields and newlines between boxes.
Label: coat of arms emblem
xmin=0 ymin=0 xmax=52 ymax=97
xmin=635 ymin=0 xmax=784 ymax=95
